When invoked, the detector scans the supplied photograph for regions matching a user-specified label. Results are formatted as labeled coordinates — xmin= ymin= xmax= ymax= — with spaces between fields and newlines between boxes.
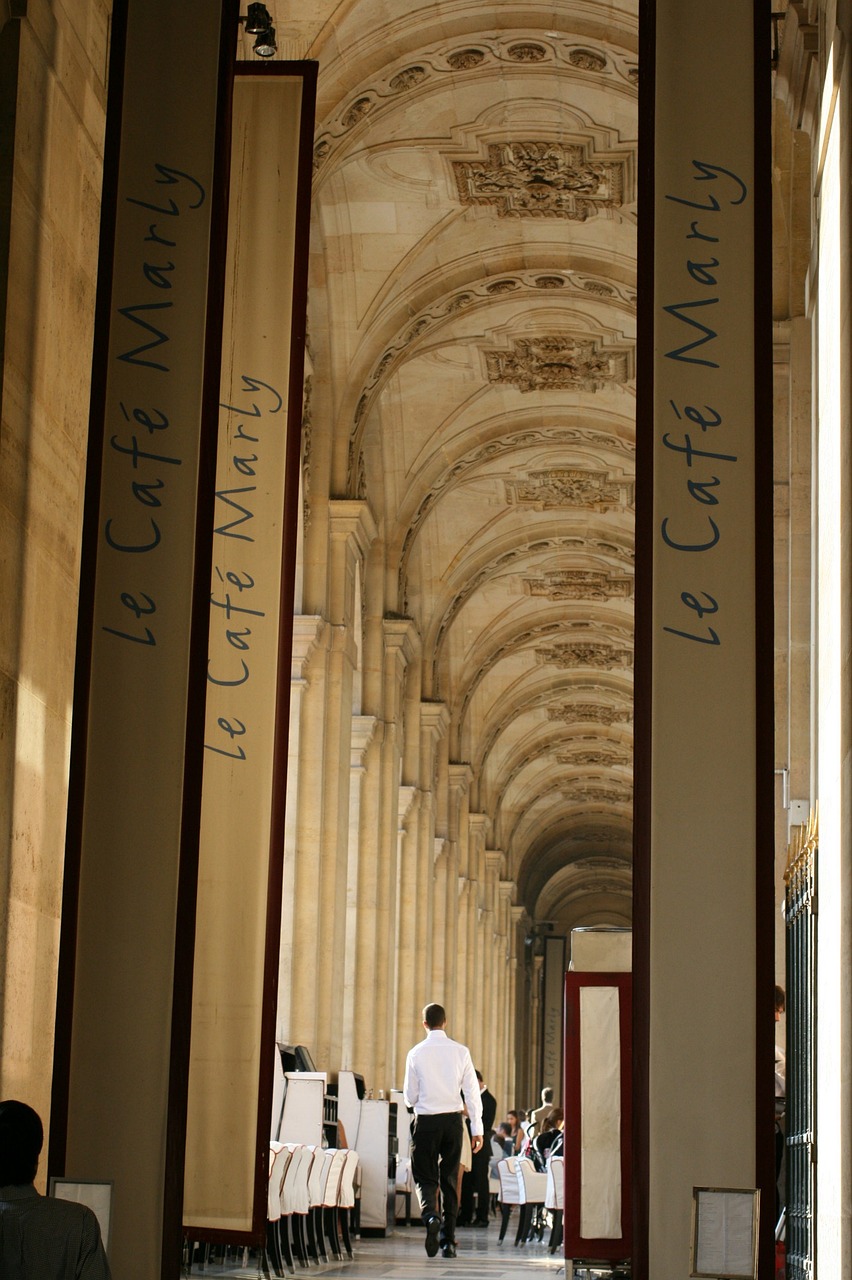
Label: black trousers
xmin=410 ymin=1111 xmax=464 ymax=1242
xmin=460 ymin=1144 xmax=490 ymax=1222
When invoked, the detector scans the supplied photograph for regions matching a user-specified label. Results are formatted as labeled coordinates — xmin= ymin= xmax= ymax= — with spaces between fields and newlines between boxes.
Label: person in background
xmin=458 ymin=1070 xmax=497 ymax=1227
xmin=775 ymin=984 xmax=786 ymax=1222
xmin=528 ymin=1086 xmax=554 ymax=1137
xmin=403 ymin=1003 xmax=483 ymax=1261
xmin=0 ymin=1099 xmax=112 ymax=1279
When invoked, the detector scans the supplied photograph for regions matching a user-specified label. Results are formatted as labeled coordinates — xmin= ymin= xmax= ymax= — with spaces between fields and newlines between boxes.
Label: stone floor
xmin=184 ymin=1222 xmax=626 ymax=1280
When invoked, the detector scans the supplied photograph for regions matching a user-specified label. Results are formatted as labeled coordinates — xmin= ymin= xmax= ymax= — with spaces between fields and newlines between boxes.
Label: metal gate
xmin=783 ymin=812 xmax=817 ymax=1279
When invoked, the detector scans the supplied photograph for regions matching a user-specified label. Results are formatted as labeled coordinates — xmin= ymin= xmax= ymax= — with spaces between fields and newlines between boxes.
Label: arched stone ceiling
xmin=288 ymin=0 xmax=638 ymax=931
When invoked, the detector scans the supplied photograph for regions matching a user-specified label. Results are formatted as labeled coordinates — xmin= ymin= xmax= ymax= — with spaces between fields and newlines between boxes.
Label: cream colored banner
xmin=580 ymin=986 xmax=622 ymax=1239
xmin=183 ymin=75 xmax=304 ymax=1232
xmin=650 ymin=0 xmax=757 ymax=1274
xmin=63 ymin=3 xmax=222 ymax=1276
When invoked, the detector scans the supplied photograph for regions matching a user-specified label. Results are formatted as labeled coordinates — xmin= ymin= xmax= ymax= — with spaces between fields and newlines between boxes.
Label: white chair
xmin=280 ymin=1144 xmax=314 ymax=1269
xmin=515 ymin=1156 xmax=548 ymax=1245
xmin=337 ymin=1148 xmax=360 ymax=1258
xmin=267 ymin=1142 xmax=294 ymax=1275
xmin=318 ymin=1147 xmax=349 ymax=1260
xmin=305 ymin=1145 xmax=330 ymax=1262
xmin=546 ymin=1154 xmax=564 ymax=1254
xmin=395 ymin=1154 xmax=414 ymax=1224
xmin=496 ymin=1156 xmax=522 ymax=1242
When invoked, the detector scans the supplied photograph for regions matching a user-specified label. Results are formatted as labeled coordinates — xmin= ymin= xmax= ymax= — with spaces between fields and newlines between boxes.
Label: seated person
xmin=0 ymin=1099 xmax=111 ymax=1279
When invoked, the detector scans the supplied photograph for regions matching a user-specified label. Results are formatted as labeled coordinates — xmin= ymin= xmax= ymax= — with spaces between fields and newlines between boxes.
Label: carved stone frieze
xmin=507 ymin=42 xmax=547 ymax=61
xmin=524 ymin=569 xmax=633 ymax=601
xmin=506 ymin=467 xmax=632 ymax=511
xmin=548 ymin=704 xmax=632 ymax=725
xmin=535 ymin=643 xmax=633 ymax=669
xmin=487 ymin=336 xmax=630 ymax=392
xmin=448 ymin=48 xmax=486 ymax=69
xmin=565 ymin=785 xmax=632 ymax=805
xmin=555 ymin=749 xmax=631 ymax=767
xmin=389 ymin=66 xmax=428 ymax=91
xmin=569 ymin=48 xmax=607 ymax=71
xmin=453 ymin=142 xmax=624 ymax=220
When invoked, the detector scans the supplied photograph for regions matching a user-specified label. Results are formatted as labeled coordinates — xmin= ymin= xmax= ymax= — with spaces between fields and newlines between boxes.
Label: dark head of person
xmin=423 ymin=1003 xmax=446 ymax=1029
xmin=0 ymin=1100 xmax=43 ymax=1186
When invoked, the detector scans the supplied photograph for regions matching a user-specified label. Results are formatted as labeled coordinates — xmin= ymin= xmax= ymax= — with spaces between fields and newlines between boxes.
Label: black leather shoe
xmin=474 ymin=1218 xmax=489 ymax=1227
xmin=441 ymin=1243 xmax=457 ymax=1258
xmin=425 ymin=1217 xmax=440 ymax=1257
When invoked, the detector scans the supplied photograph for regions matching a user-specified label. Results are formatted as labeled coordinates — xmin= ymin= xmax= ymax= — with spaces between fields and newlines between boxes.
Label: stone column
xmin=341 ymin=714 xmax=379 ymax=1069
xmin=393 ymin=783 xmax=419 ymax=1081
xmin=479 ymin=850 xmax=503 ymax=1085
xmin=494 ymin=879 xmax=515 ymax=1110
xmin=277 ymin=615 xmax=325 ymax=1043
xmin=351 ymin=720 xmax=385 ymax=1085
xmin=373 ymin=617 xmax=418 ymax=1090
xmin=311 ymin=501 xmax=377 ymax=1068
xmin=447 ymin=764 xmax=472 ymax=1039
xmin=508 ymin=906 xmax=526 ymax=1107
xmin=467 ymin=813 xmax=489 ymax=1064
xmin=417 ymin=703 xmax=449 ymax=1003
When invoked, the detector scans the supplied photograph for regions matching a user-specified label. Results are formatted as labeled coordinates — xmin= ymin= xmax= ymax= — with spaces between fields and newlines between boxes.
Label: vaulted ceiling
xmin=271 ymin=0 xmax=637 ymax=930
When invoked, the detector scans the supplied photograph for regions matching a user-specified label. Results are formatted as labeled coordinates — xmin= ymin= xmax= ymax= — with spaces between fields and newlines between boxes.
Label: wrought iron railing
xmin=783 ymin=810 xmax=817 ymax=1279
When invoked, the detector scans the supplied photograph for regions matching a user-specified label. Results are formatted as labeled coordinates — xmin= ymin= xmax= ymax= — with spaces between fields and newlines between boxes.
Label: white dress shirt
xmin=403 ymin=1029 xmax=484 ymax=1136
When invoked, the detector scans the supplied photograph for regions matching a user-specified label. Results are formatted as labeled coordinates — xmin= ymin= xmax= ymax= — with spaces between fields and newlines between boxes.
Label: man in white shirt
xmin=403 ymin=1003 xmax=483 ymax=1260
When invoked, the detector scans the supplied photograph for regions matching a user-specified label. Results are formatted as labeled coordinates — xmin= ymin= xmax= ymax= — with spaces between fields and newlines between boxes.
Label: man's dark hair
xmin=475 ymin=1069 xmax=483 ymax=1083
xmin=0 ymin=1100 xmax=43 ymax=1185
xmin=775 ymin=984 xmax=786 ymax=1014
xmin=423 ymin=1003 xmax=446 ymax=1029
xmin=542 ymin=1086 xmax=554 ymax=1103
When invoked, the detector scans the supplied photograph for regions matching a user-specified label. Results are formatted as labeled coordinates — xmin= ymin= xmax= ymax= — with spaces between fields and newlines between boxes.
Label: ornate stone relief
xmin=347 ymin=277 xmax=634 ymax=493
xmin=430 ymin=537 xmax=633 ymax=665
xmin=536 ymin=643 xmax=633 ymax=669
xmin=505 ymin=467 xmax=633 ymax=511
xmin=555 ymin=749 xmax=631 ymax=767
xmin=524 ymin=569 xmax=633 ymax=601
xmin=486 ymin=336 xmax=631 ymax=393
xmin=564 ymin=785 xmax=632 ymax=805
xmin=548 ymin=704 xmax=632 ymax=725
xmin=313 ymin=37 xmax=636 ymax=176
xmin=452 ymin=142 xmax=624 ymax=219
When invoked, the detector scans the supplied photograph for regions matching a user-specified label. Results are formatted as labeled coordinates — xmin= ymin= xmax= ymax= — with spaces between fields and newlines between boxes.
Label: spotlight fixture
xmin=244 ymin=3 xmax=271 ymax=34
xmin=253 ymin=25 xmax=277 ymax=57
xmin=239 ymin=3 xmax=277 ymax=57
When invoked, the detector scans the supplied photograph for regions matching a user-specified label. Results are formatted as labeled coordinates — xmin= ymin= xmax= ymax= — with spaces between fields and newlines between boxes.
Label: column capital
xmin=468 ymin=813 xmax=490 ymax=842
xmin=398 ymin=784 xmax=419 ymax=828
xmin=420 ymin=700 xmax=449 ymax=740
xmin=447 ymin=762 xmax=473 ymax=799
xmin=382 ymin=615 xmax=419 ymax=665
xmin=351 ymin=714 xmax=380 ymax=767
xmin=290 ymin=614 xmax=326 ymax=678
xmin=328 ymin=497 xmax=378 ymax=558
xmin=499 ymin=879 xmax=515 ymax=903
xmin=485 ymin=850 xmax=504 ymax=877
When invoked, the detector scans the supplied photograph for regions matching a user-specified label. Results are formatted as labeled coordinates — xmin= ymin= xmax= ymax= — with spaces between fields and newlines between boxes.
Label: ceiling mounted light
xmin=244 ymin=3 xmax=271 ymax=34
xmin=253 ymin=25 xmax=277 ymax=57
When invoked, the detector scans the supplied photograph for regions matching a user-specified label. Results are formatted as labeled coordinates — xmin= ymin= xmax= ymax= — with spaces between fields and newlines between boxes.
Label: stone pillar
xmin=417 ymin=703 xmax=449 ymax=1002
xmin=341 ymin=714 xmax=379 ymax=1069
xmin=351 ymin=720 xmax=385 ymax=1085
xmin=393 ymin=783 xmax=419 ymax=1081
xmin=508 ymin=906 xmax=526 ymax=1107
xmin=494 ymin=880 xmax=515 ymax=1110
xmin=480 ymin=851 xmax=503 ymax=1085
xmin=278 ymin=616 xmax=324 ymax=1043
xmin=467 ymin=813 xmax=489 ymax=1065
xmin=372 ymin=617 xmax=418 ymax=1090
xmin=447 ymin=764 xmax=472 ymax=1039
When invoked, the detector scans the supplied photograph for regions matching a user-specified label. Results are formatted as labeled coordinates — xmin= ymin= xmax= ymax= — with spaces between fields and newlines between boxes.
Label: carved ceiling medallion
xmin=548 ymin=705 xmax=632 ymax=726
xmin=525 ymin=570 xmax=633 ymax=600
xmin=486 ymin=336 xmax=629 ymax=393
xmin=535 ymin=643 xmax=633 ymax=669
xmin=453 ymin=142 xmax=623 ymax=219
xmin=506 ymin=468 xmax=632 ymax=511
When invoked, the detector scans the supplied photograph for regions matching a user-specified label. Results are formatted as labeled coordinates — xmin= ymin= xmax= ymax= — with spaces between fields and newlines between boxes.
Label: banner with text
xmin=644 ymin=2 xmax=771 ymax=1276
xmin=183 ymin=69 xmax=313 ymax=1234
xmin=57 ymin=2 xmax=225 ymax=1275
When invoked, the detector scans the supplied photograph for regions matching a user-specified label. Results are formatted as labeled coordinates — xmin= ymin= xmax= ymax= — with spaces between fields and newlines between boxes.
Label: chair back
xmin=497 ymin=1156 xmax=522 ymax=1205
xmin=545 ymin=1155 xmax=564 ymax=1210
xmin=338 ymin=1149 xmax=359 ymax=1209
xmin=516 ymin=1156 xmax=547 ymax=1204
xmin=268 ymin=1142 xmax=292 ymax=1221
